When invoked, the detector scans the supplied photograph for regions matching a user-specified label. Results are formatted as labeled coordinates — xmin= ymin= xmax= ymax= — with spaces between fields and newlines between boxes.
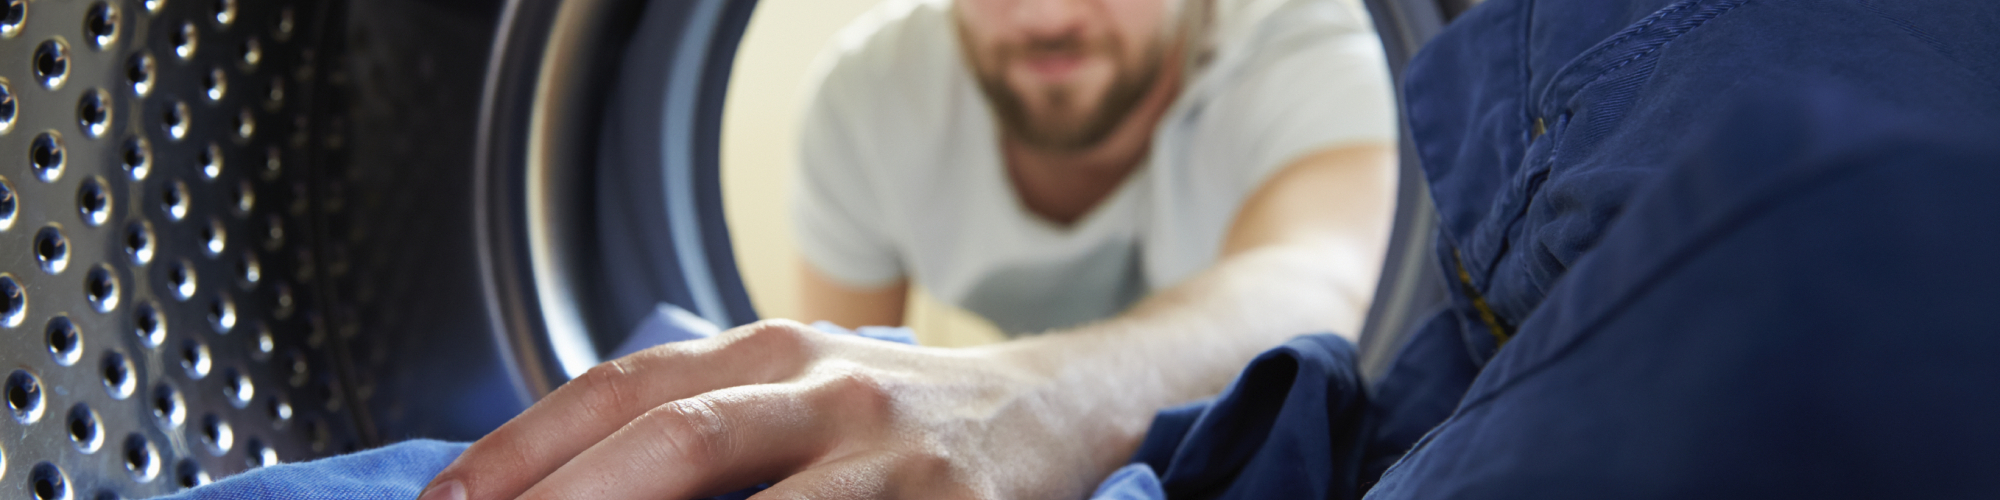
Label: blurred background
xmin=722 ymin=0 xmax=1007 ymax=347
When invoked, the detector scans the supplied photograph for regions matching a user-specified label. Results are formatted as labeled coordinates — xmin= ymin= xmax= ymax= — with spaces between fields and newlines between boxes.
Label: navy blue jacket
xmin=1131 ymin=0 xmax=2000 ymax=498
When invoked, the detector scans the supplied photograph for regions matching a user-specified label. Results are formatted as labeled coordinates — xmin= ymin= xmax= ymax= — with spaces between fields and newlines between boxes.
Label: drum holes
xmin=8 ymin=370 xmax=44 ymax=423
xmin=274 ymin=7 xmax=294 ymax=41
xmin=166 ymin=260 xmax=196 ymax=299
xmin=31 ymin=132 xmax=64 ymax=181
xmin=174 ymin=459 xmax=206 ymax=489
xmin=123 ymin=434 xmax=159 ymax=481
xmin=264 ymin=394 xmax=291 ymax=422
xmin=134 ymin=301 xmax=165 ymax=346
xmin=239 ymin=37 xmax=261 ymax=66
xmin=31 ymin=462 xmax=69 ymax=500
xmin=201 ymin=68 xmax=225 ymax=101
xmin=0 ymin=0 xmax=24 ymax=38
xmin=67 ymin=403 xmax=102 ymax=452
xmin=33 ymin=39 xmax=67 ymax=89
xmin=126 ymin=220 xmax=155 ymax=264
xmin=222 ymin=367 xmax=252 ymax=406
xmin=236 ymin=252 xmax=260 ymax=285
xmin=170 ymin=22 xmax=196 ymax=59
xmin=179 ymin=338 xmax=210 ymax=378
xmin=127 ymin=53 xmax=155 ymax=96
xmin=46 ymin=316 xmax=80 ymax=365
xmin=234 ymin=108 xmax=255 ymax=139
xmin=77 ymin=89 xmax=110 ymax=138
xmin=207 ymin=294 xmax=235 ymax=332
xmin=151 ymin=383 xmax=185 ymax=427
xmin=199 ymin=413 xmax=232 ymax=455
xmin=0 ymin=81 xmax=16 ymax=133
xmin=199 ymin=142 xmax=223 ymax=179
xmin=162 ymin=101 xmax=189 ymax=140
xmin=231 ymin=178 xmax=255 ymax=214
xmin=210 ymin=0 xmax=233 ymax=26
xmin=102 ymin=350 xmax=135 ymax=398
xmin=83 ymin=3 xmax=117 ymax=49
xmin=85 ymin=264 xmax=119 ymax=312
xmin=201 ymin=217 xmax=226 ymax=255
xmin=162 ymin=180 xmax=189 ymax=220
xmin=0 ymin=275 xmax=24 ymax=327
xmin=244 ymin=437 xmax=277 ymax=467
xmin=78 ymin=177 xmax=110 ymax=226
xmin=123 ymin=136 xmax=152 ymax=179
xmin=0 ymin=178 xmax=16 ymax=230
xmin=34 ymin=226 xmax=68 ymax=274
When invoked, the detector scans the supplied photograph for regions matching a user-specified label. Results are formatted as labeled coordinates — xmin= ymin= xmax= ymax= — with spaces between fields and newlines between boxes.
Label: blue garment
xmin=152 ymin=440 xmax=467 ymax=500
xmin=1116 ymin=0 xmax=2000 ymax=498
xmin=1110 ymin=0 xmax=2000 ymax=498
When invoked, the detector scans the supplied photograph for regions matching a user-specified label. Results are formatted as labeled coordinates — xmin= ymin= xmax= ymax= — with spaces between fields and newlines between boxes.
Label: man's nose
xmin=1012 ymin=0 xmax=1087 ymax=38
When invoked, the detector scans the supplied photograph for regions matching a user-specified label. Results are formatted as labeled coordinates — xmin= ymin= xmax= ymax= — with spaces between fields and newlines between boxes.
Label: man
xmin=790 ymin=0 xmax=1395 ymax=337
xmin=418 ymin=0 xmax=1401 ymax=498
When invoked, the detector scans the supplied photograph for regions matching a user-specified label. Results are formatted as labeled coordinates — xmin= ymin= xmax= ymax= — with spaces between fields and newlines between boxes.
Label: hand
xmin=419 ymin=320 xmax=1124 ymax=500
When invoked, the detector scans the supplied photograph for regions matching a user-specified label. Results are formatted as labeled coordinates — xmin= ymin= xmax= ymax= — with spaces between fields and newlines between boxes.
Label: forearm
xmin=980 ymin=239 xmax=1381 ymax=476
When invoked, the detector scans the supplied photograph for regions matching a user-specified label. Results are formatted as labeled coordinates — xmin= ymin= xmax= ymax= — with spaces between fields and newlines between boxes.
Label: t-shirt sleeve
xmin=790 ymin=61 xmax=906 ymax=289
xmin=1217 ymin=12 xmax=1398 ymax=194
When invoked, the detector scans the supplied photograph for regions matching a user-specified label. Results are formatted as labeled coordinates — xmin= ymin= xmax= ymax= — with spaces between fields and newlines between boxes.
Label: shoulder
xmin=1207 ymin=0 xmax=1375 ymax=61
xmin=1170 ymin=0 xmax=1394 ymax=181
xmin=805 ymin=0 xmax=966 ymax=122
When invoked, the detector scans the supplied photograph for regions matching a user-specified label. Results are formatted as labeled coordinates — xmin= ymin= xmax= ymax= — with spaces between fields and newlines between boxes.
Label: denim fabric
xmin=1101 ymin=335 xmax=1372 ymax=499
xmin=1370 ymin=81 xmax=2000 ymax=499
xmin=1117 ymin=0 xmax=2000 ymax=498
xmin=1363 ymin=0 xmax=2000 ymax=496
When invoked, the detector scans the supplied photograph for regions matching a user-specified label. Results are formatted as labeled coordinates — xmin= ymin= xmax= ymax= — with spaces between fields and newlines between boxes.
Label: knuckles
xmin=568 ymin=360 xmax=642 ymax=423
xmin=722 ymin=319 xmax=823 ymax=364
xmin=640 ymin=397 xmax=736 ymax=467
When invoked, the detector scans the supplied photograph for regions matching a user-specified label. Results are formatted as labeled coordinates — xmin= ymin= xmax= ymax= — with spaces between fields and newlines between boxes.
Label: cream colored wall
xmin=721 ymin=0 xmax=1007 ymax=347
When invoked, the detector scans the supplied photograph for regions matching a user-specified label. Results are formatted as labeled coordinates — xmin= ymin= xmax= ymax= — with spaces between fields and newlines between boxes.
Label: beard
xmin=966 ymin=29 xmax=1169 ymax=153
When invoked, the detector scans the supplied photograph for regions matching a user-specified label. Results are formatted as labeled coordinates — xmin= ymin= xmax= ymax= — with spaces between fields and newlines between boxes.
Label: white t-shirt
xmin=791 ymin=0 xmax=1395 ymax=335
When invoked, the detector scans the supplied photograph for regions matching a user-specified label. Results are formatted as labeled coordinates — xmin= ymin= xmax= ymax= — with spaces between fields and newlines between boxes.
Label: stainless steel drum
xmin=0 ymin=0 xmax=358 ymax=498
xmin=0 ymin=0 xmax=1471 ymax=497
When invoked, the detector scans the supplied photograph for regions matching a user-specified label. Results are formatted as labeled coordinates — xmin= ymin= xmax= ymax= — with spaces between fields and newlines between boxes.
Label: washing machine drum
xmin=0 ymin=0 xmax=766 ymax=496
xmin=0 ymin=0 xmax=1455 ymax=497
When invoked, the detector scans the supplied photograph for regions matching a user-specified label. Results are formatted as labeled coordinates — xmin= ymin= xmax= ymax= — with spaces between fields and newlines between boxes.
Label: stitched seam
xmin=1528 ymin=0 xmax=1700 ymax=110
xmin=1581 ymin=1 xmax=1742 ymax=91
xmin=1533 ymin=0 xmax=1749 ymax=113
xmin=1451 ymin=152 xmax=1882 ymax=413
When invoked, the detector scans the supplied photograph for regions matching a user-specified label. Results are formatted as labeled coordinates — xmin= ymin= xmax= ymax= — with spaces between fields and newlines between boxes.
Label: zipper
xmin=1453 ymin=249 xmax=1514 ymax=346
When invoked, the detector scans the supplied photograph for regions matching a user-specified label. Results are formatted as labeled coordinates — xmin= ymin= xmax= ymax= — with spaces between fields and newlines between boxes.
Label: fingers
xmin=514 ymin=382 xmax=850 ymax=500
xmin=427 ymin=321 xmax=822 ymax=500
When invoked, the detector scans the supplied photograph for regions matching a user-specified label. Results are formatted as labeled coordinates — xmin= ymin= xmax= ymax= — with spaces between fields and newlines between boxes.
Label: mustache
xmin=1005 ymin=34 xmax=1108 ymax=60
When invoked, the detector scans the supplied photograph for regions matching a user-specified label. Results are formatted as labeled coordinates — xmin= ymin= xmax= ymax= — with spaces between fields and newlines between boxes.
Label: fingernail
xmin=418 ymin=480 xmax=465 ymax=500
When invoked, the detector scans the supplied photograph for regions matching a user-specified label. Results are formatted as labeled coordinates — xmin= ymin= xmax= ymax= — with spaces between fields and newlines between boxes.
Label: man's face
xmin=956 ymin=0 xmax=1179 ymax=152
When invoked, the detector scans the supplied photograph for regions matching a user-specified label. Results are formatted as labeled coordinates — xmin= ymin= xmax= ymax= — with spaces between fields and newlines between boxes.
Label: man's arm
xmin=799 ymin=260 xmax=909 ymax=328
xmin=991 ymin=143 xmax=1395 ymax=471
xmin=417 ymin=143 xmax=1395 ymax=500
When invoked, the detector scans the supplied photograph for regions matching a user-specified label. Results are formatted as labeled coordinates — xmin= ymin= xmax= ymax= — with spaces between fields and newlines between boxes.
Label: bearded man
xmin=417 ymin=0 xmax=1400 ymax=498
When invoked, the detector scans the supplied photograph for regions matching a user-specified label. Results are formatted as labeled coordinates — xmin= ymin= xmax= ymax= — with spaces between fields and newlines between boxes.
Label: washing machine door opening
xmin=475 ymin=0 xmax=1470 ymax=430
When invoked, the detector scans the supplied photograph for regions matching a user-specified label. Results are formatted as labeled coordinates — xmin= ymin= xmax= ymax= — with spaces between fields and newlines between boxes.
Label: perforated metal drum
xmin=0 ymin=0 xmax=358 ymax=498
